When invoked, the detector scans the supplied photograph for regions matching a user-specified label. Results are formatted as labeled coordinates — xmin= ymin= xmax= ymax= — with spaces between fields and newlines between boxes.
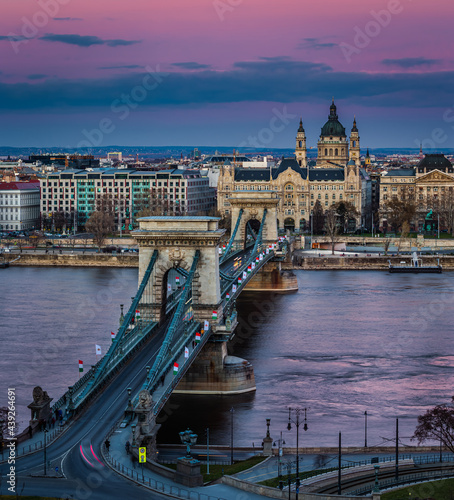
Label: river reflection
xmin=1 ymin=267 xmax=453 ymax=449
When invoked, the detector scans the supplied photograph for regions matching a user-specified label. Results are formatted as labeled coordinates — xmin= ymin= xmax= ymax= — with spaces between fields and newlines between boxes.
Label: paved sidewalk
xmin=104 ymin=423 xmax=268 ymax=499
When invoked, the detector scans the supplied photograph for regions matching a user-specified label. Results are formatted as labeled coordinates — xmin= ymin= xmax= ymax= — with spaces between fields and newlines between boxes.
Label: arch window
xmin=335 ymin=148 xmax=338 ymax=156
xmin=285 ymin=184 xmax=294 ymax=191
xmin=329 ymin=148 xmax=333 ymax=156
xmin=298 ymin=141 xmax=303 ymax=148
xmin=324 ymin=148 xmax=327 ymax=156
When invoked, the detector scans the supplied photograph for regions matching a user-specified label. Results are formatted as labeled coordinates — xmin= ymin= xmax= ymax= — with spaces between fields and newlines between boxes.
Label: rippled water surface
xmin=1 ymin=267 xmax=453 ymax=448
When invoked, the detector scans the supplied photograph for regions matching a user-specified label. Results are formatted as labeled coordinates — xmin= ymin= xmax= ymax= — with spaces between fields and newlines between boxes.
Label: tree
xmin=396 ymin=221 xmax=410 ymax=255
xmin=312 ymin=200 xmax=324 ymax=234
xmin=334 ymin=201 xmax=359 ymax=233
xmin=413 ymin=397 xmax=454 ymax=454
xmin=325 ymin=206 xmax=340 ymax=255
xmin=384 ymin=186 xmax=416 ymax=233
xmin=383 ymin=237 xmax=392 ymax=255
xmin=85 ymin=211 xmax=115 ymax=249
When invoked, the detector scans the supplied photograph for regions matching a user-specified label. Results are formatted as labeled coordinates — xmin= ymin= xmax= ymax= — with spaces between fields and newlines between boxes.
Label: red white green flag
xmin=226 ymin=293 xmax=230 ymax=300
xmin=173 ymin=362 xmax=179 ymax=375
xmin=176 ymin=276 xmax=180 ymax=285
xmin=247 ymin=265 xmax=251 ymax=274
xmin=135 ymin=309 xmax=140 ymax=318
xmin=212 ymin=310 xmax=218 ymax=320
xmin=111 ymin=331 xmax=116 ymax=340
xmin=79 ymin=360 xmax=83 ymax=373
xmin=238 ymin=277 xmax=242 ymax=284
xmin=195 ymin=332 xmax=201 ymax=343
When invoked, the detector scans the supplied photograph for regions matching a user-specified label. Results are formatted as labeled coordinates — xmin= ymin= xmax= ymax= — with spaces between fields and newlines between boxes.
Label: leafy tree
xmin=312 ymin=200 xmax=324 ymax=234
xmin=413 ymin=397 xmax=454 ymax=454
xmin=334 ymin=201 xmax=358 ymax=233
xmin=85 ymin=211 xmax=115 ymax=249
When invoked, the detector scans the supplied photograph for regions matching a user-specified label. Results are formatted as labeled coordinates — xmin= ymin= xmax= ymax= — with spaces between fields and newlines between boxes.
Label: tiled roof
xmin=0 ymin=181 xmax=40 ymax=191
xmin=234 ymin=168 xmax=271 ymax=181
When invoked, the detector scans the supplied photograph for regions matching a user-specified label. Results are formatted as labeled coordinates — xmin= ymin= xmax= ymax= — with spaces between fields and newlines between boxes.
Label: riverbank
xmin=7 ymin=252 xmax=138 ymax=267
xmin=288 ymin=254 xmax=452 ymax=270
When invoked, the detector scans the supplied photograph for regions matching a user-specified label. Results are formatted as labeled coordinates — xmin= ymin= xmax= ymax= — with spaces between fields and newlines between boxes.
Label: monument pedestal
xmin=262 ymin=436 xmax=273 ymax=456
xmin=174 ymin=457 xmax=203 ymax=487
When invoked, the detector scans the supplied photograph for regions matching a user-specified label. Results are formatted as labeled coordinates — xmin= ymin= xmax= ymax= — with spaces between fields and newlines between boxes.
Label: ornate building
xmin=379 ymin=154 xmax=454 ymax=231
xmin=218 ymin=101 xmax=370 ymax=232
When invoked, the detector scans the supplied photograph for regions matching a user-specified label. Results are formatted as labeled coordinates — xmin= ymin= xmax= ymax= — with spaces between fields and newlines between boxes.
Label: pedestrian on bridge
xmin=125 ymin=440 xmax=130 ymax=454
xmin=105 ymin=439 xmax=110 ymax=452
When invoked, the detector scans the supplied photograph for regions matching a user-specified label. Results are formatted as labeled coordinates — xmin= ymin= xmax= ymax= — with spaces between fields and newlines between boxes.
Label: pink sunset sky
xmin=1 ymin=0 xmax=453 ymax=148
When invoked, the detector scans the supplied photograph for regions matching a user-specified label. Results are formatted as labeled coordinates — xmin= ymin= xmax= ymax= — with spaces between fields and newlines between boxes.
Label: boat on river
xmin=388 ymin=252 xmax=442 ymax=273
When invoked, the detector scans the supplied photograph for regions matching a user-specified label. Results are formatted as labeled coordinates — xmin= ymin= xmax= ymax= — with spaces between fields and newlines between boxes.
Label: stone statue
xmin=138 ymin=390 xmax=152 ymax=409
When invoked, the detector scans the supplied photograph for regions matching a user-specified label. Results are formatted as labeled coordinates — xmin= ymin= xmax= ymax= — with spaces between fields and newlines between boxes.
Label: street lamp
xmin=287 ymin=407 xmax=308 ymax=500
xmin=230 ymin=407 xmax=235 ymax=465
xmin=364 ymin=411 xmax=368 ymax=448
xmin=273 ymin=431 xmax=286 ymax=478
xmin=179 ymin=428 xmax=198 ymax=459
xmin=43 ymin=427 xmax=48 ymax=476
xmin=310 ymin=211 xmax=313 ymax=251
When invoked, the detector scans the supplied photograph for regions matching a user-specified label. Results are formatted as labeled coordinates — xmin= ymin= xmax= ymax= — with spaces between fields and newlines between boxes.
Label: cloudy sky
xmin=1 ymin=0 xmax=453 ymax=148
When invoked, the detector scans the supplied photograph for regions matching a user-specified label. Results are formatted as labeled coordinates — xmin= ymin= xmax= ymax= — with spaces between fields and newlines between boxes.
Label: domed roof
xmin=320 ymin=100 xmax=346 ymax=137
xmin=417 ymin=154 xmax=452 ymax=173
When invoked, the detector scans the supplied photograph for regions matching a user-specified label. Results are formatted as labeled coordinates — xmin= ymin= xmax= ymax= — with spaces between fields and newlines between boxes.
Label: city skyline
xmin=1 ymin=0 xmax=454 ymax=148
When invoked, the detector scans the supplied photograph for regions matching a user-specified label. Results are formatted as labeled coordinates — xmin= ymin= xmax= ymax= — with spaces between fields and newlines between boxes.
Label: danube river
xmin=1 ymin=267 xmax=453 ymax=449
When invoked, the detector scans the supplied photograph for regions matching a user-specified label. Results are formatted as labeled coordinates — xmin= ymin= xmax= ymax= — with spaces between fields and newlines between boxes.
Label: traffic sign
xmin=139 ymin=447 xmax=146 ymax=463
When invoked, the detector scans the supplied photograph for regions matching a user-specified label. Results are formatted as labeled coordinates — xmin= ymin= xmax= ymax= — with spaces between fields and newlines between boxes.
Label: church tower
xmin=295 ymin=118 xmax=307 ymax=167
xmin=316 ymin=99 xmax=349 ymax=166
xmin=349 ymin=116 xmax=360 ymax=166
xmin=365 ymin=148 xmax=371 ymax=166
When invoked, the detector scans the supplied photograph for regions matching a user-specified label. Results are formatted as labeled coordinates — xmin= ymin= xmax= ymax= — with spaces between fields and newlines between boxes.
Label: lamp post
xmin=127 ymin=387 xmax=132 ymax=410
xmin=179 ymin=428 xmax=198 ymax=459
xmin=230 ymin=407 xmax=235 ymax=465
xmin=273 ymin=431 xmax=286 ymax=478
xmin=287 ymin=407 xmax=308 ymax=500
xmin=206 ymin=427 xmax=210 ymax=475
xmin=43 ymin=427 xmax=48 ymax=476
xmin=310 ymin=212 xmax=313 ymax=251
xmin=364 ymin=411 xmax=368 ymax=448
xmin=373 ymin=464 xmax=380 ymax=493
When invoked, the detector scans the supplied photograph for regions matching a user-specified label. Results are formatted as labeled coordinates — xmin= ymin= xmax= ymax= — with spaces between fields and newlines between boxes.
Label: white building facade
xmin=0 ymin=182 xmax=40 ymax=231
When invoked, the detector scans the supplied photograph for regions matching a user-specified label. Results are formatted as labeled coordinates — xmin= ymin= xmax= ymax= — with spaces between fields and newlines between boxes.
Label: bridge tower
xmin=134 ymin=216 xmax=225 ymax=324
xmin=228 ymin=190 xmax=279 ymax=248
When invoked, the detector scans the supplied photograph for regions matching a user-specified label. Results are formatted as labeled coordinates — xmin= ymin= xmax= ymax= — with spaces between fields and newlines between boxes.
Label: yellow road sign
xmin=139 ymin=447 xmax=146 ymax=463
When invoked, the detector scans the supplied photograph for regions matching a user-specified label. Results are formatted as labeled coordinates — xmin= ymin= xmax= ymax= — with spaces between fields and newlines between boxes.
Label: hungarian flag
xmin=226 ymin=293 xmax=230 ymax=300
xmin=212 ymin=310 xmax=218 ymax=320
xmin=232 ymin=284 xmax=237 ymax=293
xmin=238 ymin=277 xmax=242 ymax=284
xmin=79 ymin=360 xmax=83 ymax=373
xmin=256 ymin=256 xmax=259 ymax=262
xmin=135 ymin=309 xmax=141 ymax=319
xmin=247 ymin=265 xmax=251 ymax=274
xmin=204 ymin=320 xmax=209 ymax=331
xmin=111 ymin=331 xmax=116 ymax=340
xmin=173 ymin=362 xmax=179 ymax=375
xmin=176 ymin=276 xmax=180 ymax=285
xmin=184 ymin=347 xmax=189 ymax=358
xmin=195 ymin=332 xmax=201 ymax=343
xmin=95 ymin=345 xmax=102 ymax=356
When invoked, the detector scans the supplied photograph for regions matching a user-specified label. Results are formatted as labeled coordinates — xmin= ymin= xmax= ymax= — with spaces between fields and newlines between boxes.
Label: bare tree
xmin=413 ymin=397 xmax=454 ymax=454
xmin=325 ymin=206 xmax=340 ymax=255
xmin=396 ymin=221 xmax=410 ymax=255
xmin=384 ymin=186 xmax=416 ymax=233
xmin=85 ymin=211 xmax=115 ymax=250
xmin=383 ymin=238 xmax=392 ymax=255
xmin=0 ymin=406 xmax=7 ymax=450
